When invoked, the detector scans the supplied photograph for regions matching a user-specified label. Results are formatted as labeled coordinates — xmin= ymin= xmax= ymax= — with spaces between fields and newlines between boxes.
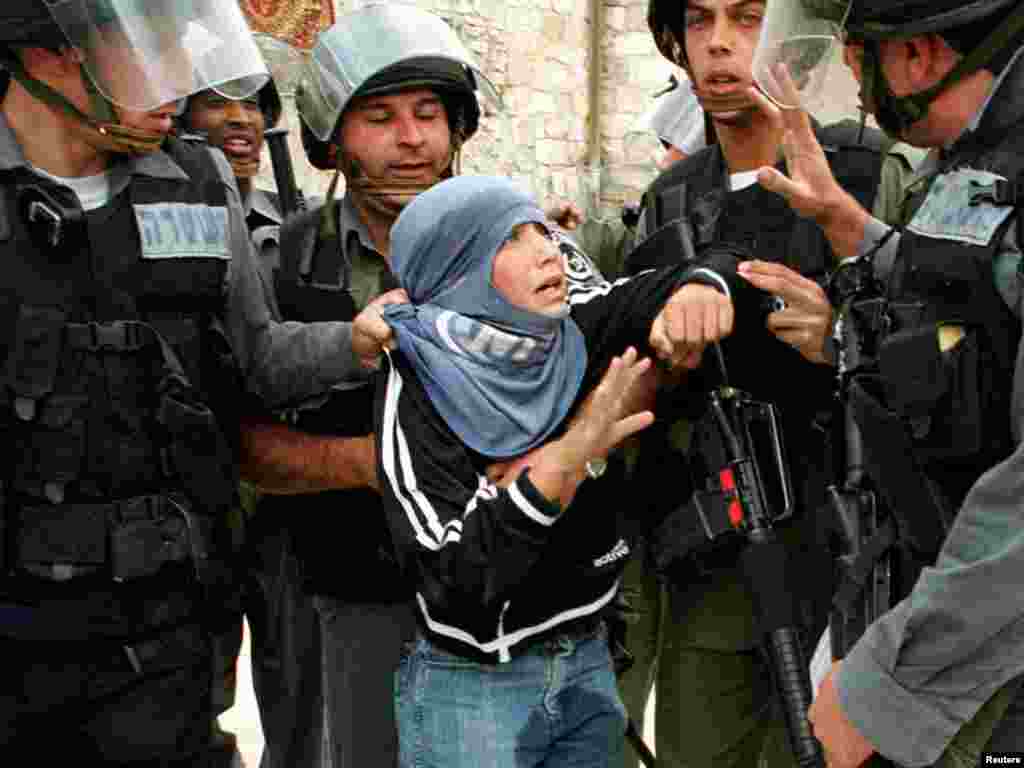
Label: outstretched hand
xmin=352 ymin=288 xmax=409 ymax=370
xmin=738 ymin=260 xmax=834 ymax=364
xmin=747 ymin=73 xmax=871 ymax=258
xmin=486 ymin=349 xmax=655 ymax=503
xmin=558 ymin=347 xmax=656 ymax=465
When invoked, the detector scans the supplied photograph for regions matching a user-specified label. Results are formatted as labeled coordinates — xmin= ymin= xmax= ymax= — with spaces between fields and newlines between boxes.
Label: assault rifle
xmin=825 ymin=256 xmax=893 ymax=659
xmin=702 ymin=344 xmax=825 ymax=768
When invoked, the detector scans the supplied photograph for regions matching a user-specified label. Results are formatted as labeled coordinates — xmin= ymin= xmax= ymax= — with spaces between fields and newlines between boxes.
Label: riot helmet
xmin=754 ymin=0 xmax=1024 ymax=136
xmin=295 ymin=3 xmax=498 ymax=171
xmin=0 ymin=0 xmax=269 ymax=154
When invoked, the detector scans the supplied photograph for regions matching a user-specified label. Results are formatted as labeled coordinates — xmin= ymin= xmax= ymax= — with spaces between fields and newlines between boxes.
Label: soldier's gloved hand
xmin=650 ymin=283 xmax=734 ymax=369
xmin=352 ymin=288 xmax=409 ymax=369
xmin=738 ymin=260 xmax=834 ymax=364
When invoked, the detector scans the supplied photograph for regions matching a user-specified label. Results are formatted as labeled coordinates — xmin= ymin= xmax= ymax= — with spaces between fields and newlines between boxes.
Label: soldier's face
xmin=684 ymin=0 xmax=765 ymax=114
xmin=186 ymin=91 xmax=266 ymax=166
xmin=339 ymin=88 xmax=453 ymax=196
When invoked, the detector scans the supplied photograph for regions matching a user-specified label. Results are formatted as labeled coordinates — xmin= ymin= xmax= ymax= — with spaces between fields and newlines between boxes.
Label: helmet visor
xmin=752 ymin=0 xmax=851 ymax=110
xmin=45 ymin=0 xmax=268 ymax=112
xmin=295 ymin=2 xmax=501 ymax=141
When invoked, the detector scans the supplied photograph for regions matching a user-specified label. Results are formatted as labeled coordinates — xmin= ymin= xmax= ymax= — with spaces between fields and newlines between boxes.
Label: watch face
xmin=585 ymin=457 xmax=608 ymax=479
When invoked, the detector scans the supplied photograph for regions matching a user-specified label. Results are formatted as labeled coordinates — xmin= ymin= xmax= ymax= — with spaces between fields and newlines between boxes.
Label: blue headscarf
xmin=383 ymin=175 xmax=586 ymax=459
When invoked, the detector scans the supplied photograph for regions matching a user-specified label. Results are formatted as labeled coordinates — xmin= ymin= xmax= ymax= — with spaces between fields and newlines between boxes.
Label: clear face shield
xmin=294 ymin=2 xmax=501 ymax=142
xmin=44 ymin=0 xmax=269 ymax=113
xmin=751 ymin=0 xmax=854 ymax=113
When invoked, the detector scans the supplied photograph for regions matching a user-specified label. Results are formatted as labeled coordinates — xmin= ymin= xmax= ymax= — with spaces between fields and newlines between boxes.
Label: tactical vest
xmin=631 ymin=122 xmax=890 ymax=598
xmin=846 ymin=131 xmax=1024 ymax=584
xmin=260 ymin=201 xmax=407 ymax=602
xmin=0 ymin=139 xmax=241 ymax=619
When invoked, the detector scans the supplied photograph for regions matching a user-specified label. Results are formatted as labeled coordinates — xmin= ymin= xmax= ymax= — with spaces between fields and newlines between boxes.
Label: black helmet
xmin=844 ymin=0 xmax=1020 ymax=41
xmin=849 ymin=0 xmax=1024 ymax=135
xmin=647 ymin=0 xmax=689 ymax=69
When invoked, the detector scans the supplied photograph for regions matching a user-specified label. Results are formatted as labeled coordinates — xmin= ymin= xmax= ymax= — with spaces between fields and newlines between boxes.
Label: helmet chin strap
xmin=227 ymin=156 xmax=261 ymax=179
xmin=344 ymin=141 xmax=461 ymax=219
xmin=80 ymin=74 xmax=165 ymax=155
xmin=1 ymin=51 xmax=164 ymax=155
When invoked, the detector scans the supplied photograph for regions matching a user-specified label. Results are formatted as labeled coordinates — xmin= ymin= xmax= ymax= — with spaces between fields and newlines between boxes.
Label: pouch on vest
xmin=17 ymin=501 xmax=109 ymax=569
xmin=156 ymin=383 xmax=236 ymax=518
xmin=878 ymin=322 xmax=984 ymax=460
xmin=848 ymin=376 xmax=952 ymax=557
xmin=276 ymin=204 xmax=357 ymax=322
xmin=5 ymin=304 xmax=65 ymax=423
xmin=12 ymin=393 xmax=88 ymax=504
xmin=110 ymin=495 xmax=190 ymax=582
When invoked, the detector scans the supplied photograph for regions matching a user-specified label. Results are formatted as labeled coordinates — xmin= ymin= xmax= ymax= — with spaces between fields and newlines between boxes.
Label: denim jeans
xmin=396 ymin=621 xmax=627 ymax=768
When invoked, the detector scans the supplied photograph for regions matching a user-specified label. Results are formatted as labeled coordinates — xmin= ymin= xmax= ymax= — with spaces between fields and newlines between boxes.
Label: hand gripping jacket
xmin=0 ymin=139 xmax=242 ymax=633
xmin=843 ymin=133 xmax=1024 ymax=599
xmin=627 ymin=120 xmax=891 ymax=581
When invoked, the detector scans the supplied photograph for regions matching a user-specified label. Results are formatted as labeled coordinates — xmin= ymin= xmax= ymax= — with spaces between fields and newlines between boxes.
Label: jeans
xmin=396 ymin=621 xmax=626 ymax=768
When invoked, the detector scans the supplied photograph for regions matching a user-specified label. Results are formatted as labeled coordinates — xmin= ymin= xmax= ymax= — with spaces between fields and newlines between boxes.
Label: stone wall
xmin=255 ymin=0 xmax=860 ymax=220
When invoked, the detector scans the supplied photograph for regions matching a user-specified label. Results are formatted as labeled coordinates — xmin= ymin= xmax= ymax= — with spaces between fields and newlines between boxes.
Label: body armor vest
xmin=1 ymin=139 xmax=240 ymax=611
xmin=847 ymin=131 xmax=1024 ymax=581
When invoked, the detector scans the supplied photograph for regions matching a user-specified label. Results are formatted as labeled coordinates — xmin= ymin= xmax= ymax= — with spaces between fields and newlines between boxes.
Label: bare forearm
xmin=239 ymin=418 xmax=378 ymax=494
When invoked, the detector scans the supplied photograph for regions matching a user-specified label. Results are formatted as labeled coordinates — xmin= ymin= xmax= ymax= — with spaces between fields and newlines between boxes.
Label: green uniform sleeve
xmin=572 ymin=216 xmax=636 ymax=280
xmin=871 ymin=142 xmax=927 ymax=225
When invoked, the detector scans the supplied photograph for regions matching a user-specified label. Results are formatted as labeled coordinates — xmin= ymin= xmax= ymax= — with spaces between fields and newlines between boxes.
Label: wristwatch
xmin=585 ymin=457 xmax=608 ymax=480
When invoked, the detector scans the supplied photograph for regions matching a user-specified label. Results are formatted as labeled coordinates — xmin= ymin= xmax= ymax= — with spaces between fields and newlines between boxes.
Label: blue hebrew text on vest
xmin=906 ymin=169 xmax=1015 ymax=247
xmin=133 ymin=203 xmax=230 ymax=259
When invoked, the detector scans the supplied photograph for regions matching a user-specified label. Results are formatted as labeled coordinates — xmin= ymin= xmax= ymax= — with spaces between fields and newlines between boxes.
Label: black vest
xmin=849 ymin=130 xmax=1024 ymax=568
xmin=259 ymin=201 xmax=407 ymax=602
xmin=1 ymin=139 xmax=241 ymax=594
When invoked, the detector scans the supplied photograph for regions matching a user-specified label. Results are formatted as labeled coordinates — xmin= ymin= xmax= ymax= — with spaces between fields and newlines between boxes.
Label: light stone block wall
xmin=255 ymin=0 xmax=861 ymax=221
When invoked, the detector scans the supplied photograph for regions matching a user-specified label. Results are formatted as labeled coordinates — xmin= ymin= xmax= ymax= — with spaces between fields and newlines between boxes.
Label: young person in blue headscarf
xmin=368 ymin=174 xmax=729 ymax=768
